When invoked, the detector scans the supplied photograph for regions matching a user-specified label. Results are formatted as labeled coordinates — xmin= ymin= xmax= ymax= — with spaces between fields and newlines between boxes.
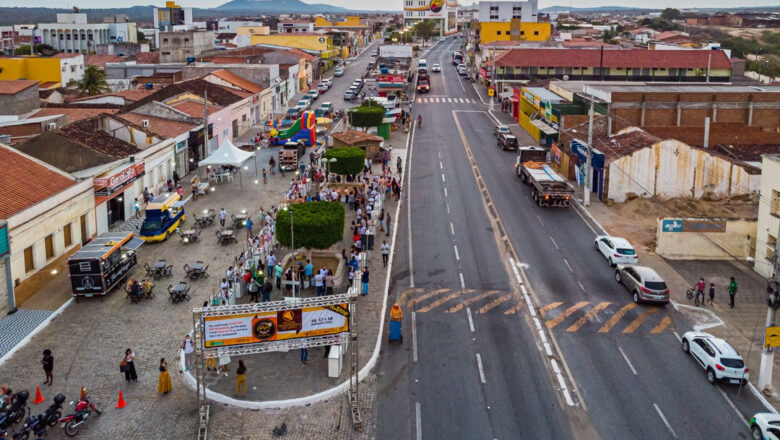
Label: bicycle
xmin=686 ymin=287 xmax=704 ymax=306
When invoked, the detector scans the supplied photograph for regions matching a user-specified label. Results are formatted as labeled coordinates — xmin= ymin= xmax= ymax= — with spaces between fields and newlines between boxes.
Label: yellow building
xmin=478 ymin=21 xmax=551 ymax=44
xmin=0 ymin=57 xmax=65 ymax=87
xmin=236 ymin=26 xmax=270 ymax=36
xmin=314 ymin=16 xmax=364 ymax=27
xmin=249 ymin=33 xmax=338 ymax=66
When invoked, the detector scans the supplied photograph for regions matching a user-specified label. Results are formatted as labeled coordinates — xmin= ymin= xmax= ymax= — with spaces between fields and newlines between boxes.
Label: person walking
xmin=248 ymin=277 xmax=259 ymax=302
xmin=695 ymin=278 xmax=706 ymax=307
xmin=269 ymin=157 xmax=276 ymax=175
xmin=385 ymin=212 xmax=391 ymax=237
xmin=266 ymin=252 xmax=276 ymax=281
xmin=380 ymin=240 xmax=390 ymax=267
xmin=728 ymin=277 xmax=738 ymax=308
xmin=361 ymin=267 xmax=370 ymax=296
xmin=348 ymin=267 xmax=355 ymax=288
xmin=314 ymin=270 xmax=325 ymax=297
xmin=300 ymin=347 xmax=309 ymax=365
xmin=122 ymin=348 xmax=138 ymax=382
xmin=262 ymin=168 xmax=267 ymax=184
xmin=181 ymin=335 xmax=195 ymax=371
xmin=134 ymin=198 xmax=141 ymax=218
xmin=275 ymin=262 xmax=283 ymax=290
xmin=245 ymin=217 xmax=253 ymax=240
xmin=325 ymin=270 xmax=334 ymax=295
xmin=262 ymin=279 xmax=273 ymax=302
xmin=234 ymin=360 xmax=247 ymax=398
xmin=158 ymin=358 xmax=172 ymax=395
xmin=708 ymin=283 xmax=715 ymax=306
xmin=219 ymin=208 xmax=228 ymax=227
xmin=41 ymin=349 xmax=53 ymax=386
xmin=305 ymin=260 xmax=314 ymax=289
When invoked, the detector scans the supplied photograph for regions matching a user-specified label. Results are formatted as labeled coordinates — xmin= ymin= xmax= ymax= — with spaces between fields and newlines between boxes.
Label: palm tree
xmin=68 ymin=65 xmax=110 ymax=96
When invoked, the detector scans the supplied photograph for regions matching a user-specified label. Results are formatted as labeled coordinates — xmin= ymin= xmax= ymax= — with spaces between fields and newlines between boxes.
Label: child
xmin=709 ymin=283 xmax=715 ymax=306
xmin=262 ymin=168 xmax=267 ymax=184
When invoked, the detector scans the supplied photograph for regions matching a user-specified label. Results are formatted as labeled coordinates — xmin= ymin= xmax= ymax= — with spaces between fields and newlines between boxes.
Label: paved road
xmin=375 ymin=35 xmax=769 ymax=439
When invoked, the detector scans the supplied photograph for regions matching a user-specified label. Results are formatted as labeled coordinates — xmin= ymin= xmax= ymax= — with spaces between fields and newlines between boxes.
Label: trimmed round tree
xmin=349 ymin=102 xmax=385 ymax=132
xmin=276 ymin=202 xmax=346 ymax=254
xmin=324 ymin=147 xmax=365 ymax=176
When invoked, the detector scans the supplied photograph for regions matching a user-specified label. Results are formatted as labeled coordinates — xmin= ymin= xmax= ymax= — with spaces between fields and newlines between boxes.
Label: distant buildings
xmin=158 ymin=30 xmax=215 ymax=63
xmin=404 ymin=0 xmax=459 ymax=36
xmin=152 ymin=1 xmax=193 ymax=48
xmin=0 ymin=54 xmax=85 ymax=88
xmin=38 ymin=13 xmax=137 ymax=54
xmin=685 ymin=12 xmax=780 ymax=28
xmin=474 ymin=0 xmax=550 ymax=44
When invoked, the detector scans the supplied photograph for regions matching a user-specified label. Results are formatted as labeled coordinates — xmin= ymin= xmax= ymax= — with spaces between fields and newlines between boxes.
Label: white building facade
xmin=38 ymin=14 xmax=137 ymax=54
xmin=754 ymin=154 xmax=780 ymax=279
xmin=404 ymin=0 xmax=459 ymax=36
xmin=478 ymin=0 xmax=538 ymax=23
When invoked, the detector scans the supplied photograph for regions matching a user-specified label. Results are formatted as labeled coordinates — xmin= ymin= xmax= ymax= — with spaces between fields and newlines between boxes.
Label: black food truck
xmin=67 ymin=231 xmax=143 ymax=301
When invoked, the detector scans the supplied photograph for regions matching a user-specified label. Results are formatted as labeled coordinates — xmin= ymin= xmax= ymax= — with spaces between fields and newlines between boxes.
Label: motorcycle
xmin=41 ymin=394 xmax=65 ymax=428
xmin=0 ymin=388 xmax=14 ymax=413
xmin=58 ymin=392 xmax=101 ymax=437
xmin=13 ymin=408 xmax=47 ymax=440
xmin=0 ymin=391 xmax=29 ymax=430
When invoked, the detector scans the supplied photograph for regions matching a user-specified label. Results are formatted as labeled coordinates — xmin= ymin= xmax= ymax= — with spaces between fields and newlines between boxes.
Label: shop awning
xmin=124 ymin=236 xmax=145 ymax=251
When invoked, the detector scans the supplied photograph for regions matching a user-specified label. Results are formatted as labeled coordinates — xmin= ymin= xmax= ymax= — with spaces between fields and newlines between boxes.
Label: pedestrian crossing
xmin=398 ymin=288 xmax=673 ymax=334
xmin=416 ymin=97 xmax=479 ymax=104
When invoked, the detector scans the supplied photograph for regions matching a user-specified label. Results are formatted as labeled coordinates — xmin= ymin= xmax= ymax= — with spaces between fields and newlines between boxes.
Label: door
xmin=80 ymin=214 xmax=88 ymax=245
xmin=107 ymin=196 xmax=125 ymax=227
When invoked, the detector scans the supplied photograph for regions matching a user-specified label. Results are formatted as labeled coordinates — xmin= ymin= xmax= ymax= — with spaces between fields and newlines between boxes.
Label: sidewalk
xmin=574 ymin=185 xmax=780 ymax=408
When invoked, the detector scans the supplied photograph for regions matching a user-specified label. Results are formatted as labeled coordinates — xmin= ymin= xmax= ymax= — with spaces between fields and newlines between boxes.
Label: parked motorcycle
xmin=58 ymin=392 xmax=101 ymax=437
xmin=0 ymin=391 xmax=29 ymax=430
xmin=41 ymin=394 xmax=65 ymax=427
xmin=13 ymin=407 xmax=47 ymax=440
xmin=0 ymin=388 xmax=14 ymax=413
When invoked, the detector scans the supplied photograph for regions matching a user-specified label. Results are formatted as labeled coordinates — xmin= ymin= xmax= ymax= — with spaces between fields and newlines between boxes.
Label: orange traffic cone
xmin=115 ymin=390 xmax=127 ymax=409
xmin=32 ymin=386 xmax=45 ymax=404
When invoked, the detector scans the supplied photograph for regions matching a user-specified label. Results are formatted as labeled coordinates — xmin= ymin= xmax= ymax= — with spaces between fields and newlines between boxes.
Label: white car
xmin=334 ymin=67 xmax=344 ymax=77
xmin=595 ymin=235 xmax=638 ymax=266
xmin=432 ymin=63 xmax=441 ymax=72
xmin=681 ymin=331 xmax=749 ymax=385
xmin=296 ymin=99 xmax=311 ymax=110
xmin=322 ymin=78 xmax=332 ymax=88
xmin=751 ymin=413 xmax=780 ymax=440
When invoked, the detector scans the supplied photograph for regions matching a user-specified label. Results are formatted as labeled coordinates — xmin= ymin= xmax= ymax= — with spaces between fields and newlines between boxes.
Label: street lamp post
xmin=283 ymin=205 xmax=296 ymax=297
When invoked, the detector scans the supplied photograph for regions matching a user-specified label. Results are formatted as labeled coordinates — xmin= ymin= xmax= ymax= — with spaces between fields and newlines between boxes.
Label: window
xmin=505 ymin=30 xmax=510 ymax=35
xmin=184 ymin=38 xmax=190 ymax=42
xmin=520 ymin=30 xmax=525 ymax=36
xmin=163 ymin=38 xmax=169 ymax=43
xmin=496 ymin=30 xmax=501 ymax=35
xmin=534 ymin=30 xmax=539 ymax=36
xmin=45 ymin=234 xmax=54 ymax=260
xmin=512 ymin=6 xmax=522 ymax=19
xmin=772 ymin=190 xmax=780 ymax=217
xmin=24 ymin=246 xmax=34 ymax=273
xmin=64 ymin=223 xmax=72 ymax=248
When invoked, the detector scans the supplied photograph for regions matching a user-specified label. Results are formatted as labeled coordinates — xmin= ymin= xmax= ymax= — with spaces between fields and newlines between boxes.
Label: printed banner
xmin=204 ymin=304 xmax=350 ymax=347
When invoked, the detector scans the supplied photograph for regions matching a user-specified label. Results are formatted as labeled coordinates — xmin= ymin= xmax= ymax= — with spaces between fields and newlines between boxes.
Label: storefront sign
xmin=550 ymin=144 xmax=562 ymax=165
xmin=204 ymin=303 xmax=350 ymax=347
xmin=571 ymin=139 xmax=604 ymax=169
xmin=682 ymin=219 xmax=727 ymax=233
xmin=94 ymin=161 xmax=145 ymax=197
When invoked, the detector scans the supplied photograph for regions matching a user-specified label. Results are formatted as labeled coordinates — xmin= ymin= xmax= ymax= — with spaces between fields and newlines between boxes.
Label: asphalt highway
xmin=373 ymin=35 xmax=770 ymax=439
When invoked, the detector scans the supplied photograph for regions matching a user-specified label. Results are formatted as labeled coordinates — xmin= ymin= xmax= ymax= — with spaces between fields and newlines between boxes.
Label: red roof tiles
xmin=30 ymin=108 xmax=119 ymax=122
xmin=117 ymin=113 xmax=196 ymax=139
xmin=494 ymin=49 xmax=732 ymax=69
xmin=135 ymin=52 xmax=159 ymax=64
xmin=209 ymin=69 xmax=263 ymax=94
xmin=171 ymin=100 xmax=221 ymax=117
xmin=84 ymin=54 xmax=124 ymax=68
xmin=0 ymin=80 xmax=39 ymax=95
xmin=0 ymin=144 xmax=76 ymax=218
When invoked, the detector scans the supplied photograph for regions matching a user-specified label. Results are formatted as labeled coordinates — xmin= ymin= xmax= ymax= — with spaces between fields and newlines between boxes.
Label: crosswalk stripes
xmin=622 ymin=308 xmax=659 ymax=333
xmin=476 ymin=294 xmax=513 ymax=314
xmin=566 ymin=302 xmax=610 ymax=332
xmin=416 ymin=289 xmax=475 ymax=313
xmin=651 ymin=316 xmax=672 ymax=334
xmin=540 ymin=302 xmax=563 ymax=318
xmin=598 ymin=303 xmax=637 ymax=333
xmin=415 ymin=97 xmax=479 ymax=104
xmin=546 ymin=302 xmax=589 ymax=329
xmin=404 ymin=288 xmax=519 ymax=315
xmin=445 ymin=290 xmax=500 ymax=313
xmin=407 ymin=288 xmax=450 ymax=308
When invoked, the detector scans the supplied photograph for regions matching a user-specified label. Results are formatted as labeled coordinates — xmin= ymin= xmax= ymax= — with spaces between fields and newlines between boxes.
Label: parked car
xmin=307 ymin=90 xmax=319 ymax=101
xmin=286 ymin=107 xmax=302 ymax=120
xmin=750 ymin=413 xmax=780 ymax=440
xmin=322 ymin=78 xmax=332 ymax=88
xmin=354 ymin=78 xmax=364 ymax=86
xmin=595 ymin=235 xmax=638 ymax=267
xmin=497 ymin=133 xmax=518 ymax=151
xmin=296 ymin=99 xmax=311 ymax=110
xmin=457 ymin=64 xmax=468 ymax=76
xmin=494 ymin=125 xmax=511 ymax=137
xmin=334 ymin=67 xmax=344 ymax=77
xmin=316 ymin=102 xmax=334 ymax=117
xmin=614 ymin=265 xmax=669 ymax=304
xmin=344 ymin=90 xmax=355 ymax=100
xmin=681 ymin=331 xmax=749 ymax=385
xmin=317 ymin=83 xmax=328 ymax=93
xmin=432 ymin=63 xmax=441 ymax=72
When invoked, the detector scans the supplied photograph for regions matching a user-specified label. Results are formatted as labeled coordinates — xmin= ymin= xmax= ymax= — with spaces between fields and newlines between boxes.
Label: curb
xmin=0 ymin=298 xmax=74 ymax=368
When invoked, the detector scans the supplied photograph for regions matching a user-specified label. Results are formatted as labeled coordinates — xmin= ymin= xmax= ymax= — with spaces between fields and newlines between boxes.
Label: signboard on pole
xmin=204 ymin=303 xmax=350 ymax=347
xmin=766 ymin=326 xmax=780 ymax=348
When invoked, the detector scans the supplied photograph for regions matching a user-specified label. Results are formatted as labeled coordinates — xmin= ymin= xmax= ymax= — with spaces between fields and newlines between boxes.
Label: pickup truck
xmin=279 ymin=141 xmax=307 ymax=172
xmin=417 ymin=79 xmax=430 ymax=93
xmin=515 ymin=146 xmax=574 ymax=207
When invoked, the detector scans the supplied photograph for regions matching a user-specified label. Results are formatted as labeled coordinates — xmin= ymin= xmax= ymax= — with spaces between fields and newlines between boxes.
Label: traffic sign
xmin=766 ymin=326 xmax=780 ymax=348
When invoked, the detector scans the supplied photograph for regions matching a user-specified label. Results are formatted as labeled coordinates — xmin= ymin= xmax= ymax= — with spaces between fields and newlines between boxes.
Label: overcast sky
xmin=3 ymin=0 xmax=779 ymax=11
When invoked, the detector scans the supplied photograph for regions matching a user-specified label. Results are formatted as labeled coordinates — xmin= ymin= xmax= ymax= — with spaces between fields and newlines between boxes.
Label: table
xmin=232 ymin=214 xmax=248 ymax=228
xmin=217 ymin=229 xmax=237 ymax=245
xmin=169 ymin=282 xmax=191 ymax=303
xmin=152 ymin=260 xmax=171 ymax=279
xmin=218 ymin=173 xmax=233 ymax=183
xmin=181 ymin=229 xmax=199 ymax=243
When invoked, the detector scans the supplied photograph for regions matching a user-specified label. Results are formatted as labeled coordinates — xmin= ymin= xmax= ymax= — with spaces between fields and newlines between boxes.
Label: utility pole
xmin=759 ymin=222 xmax=780 ymax=393
xmin=202 ymin=89 xmax=209 ymax=160
xmin=584 ymin=92 xmax=594 ymax=207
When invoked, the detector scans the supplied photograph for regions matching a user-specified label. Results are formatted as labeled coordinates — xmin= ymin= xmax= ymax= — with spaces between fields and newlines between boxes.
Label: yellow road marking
xmin=476 ymin=294 xmax=512 ymax=314
xmin=650 ymin=316 xmax=672 ymax=334
xmin=566 ymin=302 xmax=611 ymax=332
xmin=540 ymin=301 xmax=563 ymax=318
xmin=398 ymin=288 xmax=423 ymax=304
xmin=598 ymin=303 xmax=637 ymax=333
xmin=406 ymin=288 xmax=450 ymax=308
xmin=622 ymin=308 xmax=659 ymax=333
xmin=503 ymin=301 xmax=523 ymax=315
xmin=546 ymin=302 xmax=589 ymax=329
xmin=416 ymin=290 xmax=475 ymax=313
xmin=445 ymin=290 xmax=500 ymax=313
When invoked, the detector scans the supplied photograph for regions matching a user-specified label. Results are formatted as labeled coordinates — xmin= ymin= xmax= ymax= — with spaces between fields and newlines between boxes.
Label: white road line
xmin=460 ymin=98 xmax=465 ymax=103
xmin=617 ymin=346 xmax=638 ymax=375
xmin=448 ymin=98 xmax=452 ymax=103
xmin=444 ymin=187 xmax=448 ymax=198
xmin=446 ymin=203 xmax=450 ymax=213
xmin=407 ymin=120 xmax=416 ymax=288
xmin=476 ymin=353 xmax=487 ymax=383
xmin=577 ymin=281 xmax=585 ymax=292
xmin=459 ymin=272 xmax=466 ymax=289
xmin=508 ymin=257 xmax=523 ymax=284
xmin=466 ymin=307 xmax=475 ymax=332
xmin=717 ymin=388 xmax=750 ymax=429
xmin=537 ymin=215 xmax=544 ymax=226
xmin=439 ymin=161 xmax=443 ymax=170
xmin=435 ymin=97 xmax=440 ymax=103
xmin=549 ymin=236 xmax=559 ymax=249
xmin=441 ymin=173 xmax=446 ymax=183
xmin=672 ymin=331 xmax=682 ymax=342
xmin=450 ymin=222 xmax=455 ymax=236
xmin=550 ymin=358 xmax=561 ymax=374
xmin=654 ymin=404 xmax=678 ymax=439
xmin=438 ymin=151 xmax=441 ymax=158
xmin=416 ymin=402 xmax=422 ymax=440
xmin=563 ymin=259 xmax=574 ymax=272
xmin=453 ymin=245 xmax=460 ymax=260
xmin=412 ymin=311 xmax=418 ymax=363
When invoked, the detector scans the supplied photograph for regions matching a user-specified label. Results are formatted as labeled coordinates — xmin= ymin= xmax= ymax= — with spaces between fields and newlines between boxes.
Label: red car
xmin=417 ymin=80 xmax=430 ymax=93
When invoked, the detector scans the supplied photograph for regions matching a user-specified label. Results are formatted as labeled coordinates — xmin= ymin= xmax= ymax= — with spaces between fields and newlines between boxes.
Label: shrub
xmin=349 ymin=104 xmax=385 ymax=130
xmin=276 ymin=202 xmax=345 ymax=250
xmin=325 ymin=147 xmax=365 ymax=175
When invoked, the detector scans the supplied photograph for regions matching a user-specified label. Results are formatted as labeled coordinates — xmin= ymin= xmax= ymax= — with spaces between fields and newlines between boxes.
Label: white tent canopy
xmin=198 ymin=139 xmax=255 ymax=168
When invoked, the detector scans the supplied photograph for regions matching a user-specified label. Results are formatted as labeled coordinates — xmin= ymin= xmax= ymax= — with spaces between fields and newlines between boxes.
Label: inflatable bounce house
xmin=268 ymin=111 xmax=317 ymax=147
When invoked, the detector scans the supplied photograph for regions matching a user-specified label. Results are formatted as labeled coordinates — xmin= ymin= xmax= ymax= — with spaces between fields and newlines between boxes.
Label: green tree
xmin=68 ymin=65 xmax=111 ymax=96
xmin=413 ymin=20 xmax=437 ymax=46
xmin=324 ymin=147 xmax=366 ymax=175
xmin=14 ymin=43 xmax=56 ymax=55
xmin=137 ymin=30 xmax=147 ymax=42
xmin=661 ymin=8 xmax=682 ymax=21
xmin=349 ymin=101 xmax=385 ymax=132
xmin=275 ymin=202 xmax=345 ymax=251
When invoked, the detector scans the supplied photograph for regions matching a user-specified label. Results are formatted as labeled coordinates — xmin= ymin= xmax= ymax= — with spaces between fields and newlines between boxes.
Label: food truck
xmin=139 ymin=193 xmax=186 ymax=242
xmin=67 ymin=231 xmax=143 ymax=300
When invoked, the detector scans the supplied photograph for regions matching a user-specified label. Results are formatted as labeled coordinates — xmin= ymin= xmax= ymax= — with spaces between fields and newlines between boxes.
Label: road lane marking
xmin=416 ymin=402 xmax=422 ymax=440
xmin=503 ymin=301 xmax=523 ymax=315
xmin=407 ymin=119 xmax=416 ymax=287
xmin=398 ymin=287 xmax=424 ymax=304
xmin=546 ymin=302 xmax=589 ymax=329
xmin=539 ymin=302 xmax=563 ymax=318
xmin=417 ymin=290 xmax=475 ymax=313
xmin=466 ymin=307 xmax=475 ymax=332
xmin=599 ymin=303 xmax=637 ymax=333
xmin=654 ymin=404 xmax=678 ymax=438
xmin=577 ymin=281 xmax=586 ymax=292
xmin=549 ymin=236 xmax=559 ymax=249
xmin=563 ymin=259 xmax=574 ymax=272
xmin=477 ymin=294 xmax=512 ymax=314
xmin=672 ymin=331 xmax=682 ymax=342
xmin=441 ymin=173 xmax=446 ymax=183
xmin=509 ymin=257 xmax=524 ymax=284
xmin=412 ymin=311 xmax=418 ymax=363
xmin=446 ymin=290 xmax=500 ymax=313
xmin=450 ymin=222 xmax=455 ymax=235
xmin=476 ymin=353 xmax=486 ymax=383
xmin=444 ymin=187 xmax=448 ymax=197
xmin=618 ymin=346 xmax=638 ymax=375
xmin=537 ymin=215 xmax=544 ymax=226
xmin=446 ymin=203 xmax=450 ymax=213
xmin=459 ymin=272 xmax=465 ymax=289
xmin=407 ymin=288 xmax=451 ymax=307
xmin=566 ymin=302 xmax=610 ymax=332
xmin=717 ymin=387 xmax=750 ymax=429
xmin=439 ymin=161 xmax=443 ymax=170
xmin=622 ymin=308 xmax=659 ymax=333
xmin=453 ymin=245 xmax=460 ymax=260
xmin=650 ymin=316 xmax=672 ymax=334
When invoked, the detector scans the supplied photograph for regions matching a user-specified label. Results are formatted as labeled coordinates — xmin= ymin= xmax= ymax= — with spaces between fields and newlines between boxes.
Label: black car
xmin=497 ymin=133 xmax=519 ymax=151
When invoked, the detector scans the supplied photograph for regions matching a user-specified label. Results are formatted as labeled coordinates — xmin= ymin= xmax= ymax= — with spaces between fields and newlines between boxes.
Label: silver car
xmin=614 ymin=265 xmax=669 ymax=304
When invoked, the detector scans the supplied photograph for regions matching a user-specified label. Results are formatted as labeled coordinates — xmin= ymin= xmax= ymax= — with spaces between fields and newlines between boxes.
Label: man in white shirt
xmin=380 ymin=240 xmax=390 ymax=267
xmin=219 ymin=208 xmax=228 ymax=227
